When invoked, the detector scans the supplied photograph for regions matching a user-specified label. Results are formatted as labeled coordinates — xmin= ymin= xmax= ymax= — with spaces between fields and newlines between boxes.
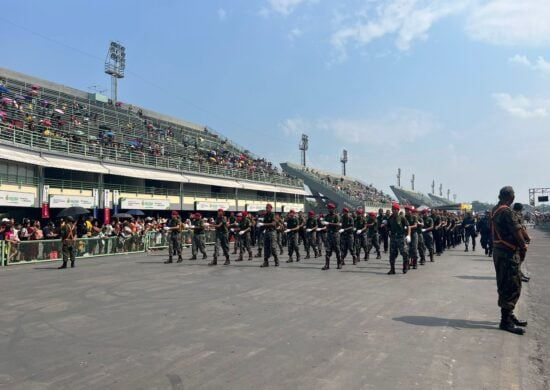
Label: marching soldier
xmin=285 ymin=209 xmax=302 ymax=263
xmin=259 ymin=203 xmax=279 ymax=267
xmin=478 ymin=211 xmax=493 ymax=256
xmin=254 ymin=212 xmax=265 ymax=258
xmin=421 ymin=209 xmax=435 ymax=262
xmin=211 ymin=208 xmax=230 ymax=266
xmin=237 ymin=211 xmax=253 ymax=261
xmin=491 ymin=186 xmax=528 ymax=335
xmin=378 ymin=208 xmax=389 ymax=253
xmin=405 ymin=206 xmax=419 ymax=269
xmin=316 ymin=213 xmax=327 ymax=253
xmin=354 ymin=209 xmax=368 ymax=260
xmin=322 ymin=203 xmax=342 ymax=270
xmin=275 ymin=213 xmax=285 ymax=255
xmin=189 ymin=212 xmax=207 ymax=260
xmin=365 ymin=211 xmax=381 ymax=260
xmin=512 ymin=203 xmax=531 ymax=283
xmin=415 ymin=208 xmax=427 ymax=265
xmin=304 ymin=211 xmax=319 ymax=259
xmin=164 ymin=211 xmax=183 ymax=264
xmin=340 ymin=207 xmax=357 ymax=265
xmin=228 ymin=212 xmax=239 ymax=254
xmin=58 ymin=216 xmax=77 ymax=269
xmin=387 ymin=203 xmax=411 ymax=274
xmin=463 ymin=211 xmax=476 ymax=252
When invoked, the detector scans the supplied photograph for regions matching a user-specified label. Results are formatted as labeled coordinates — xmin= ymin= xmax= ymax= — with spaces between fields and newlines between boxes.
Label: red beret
xmin=218 ymin=208 xmax=224 ymax=213
xmin=308 ymin=211 xmax=315 ymax=216
xmin=171 ymin=210 xmax=179 ymax=216
xmin=356 ymin=209 xmax=363 ymax=215
xmin=391 ymin=203 xmax=400 ymax=210
xmin=369 ymin=211 xmax=377 ymax=216
xmin=289 ymin=209 xmax=296 ymax=213
xmin=327 ymin=203 xmax=336 ymax=209
xmin=421 ymin=209 xmax=429 ymax=214
xmin=242 ymin=211 xmax=248 ymax=217
xmin=411 ymin=208 xmax=418 ymax=213
xmin=266 ymin=203 xmax=273 ymax=209
xmin=404 ymin=205 xmax=414 ymax=211
xmin=343 ymin=207 xmax=349 ymax=213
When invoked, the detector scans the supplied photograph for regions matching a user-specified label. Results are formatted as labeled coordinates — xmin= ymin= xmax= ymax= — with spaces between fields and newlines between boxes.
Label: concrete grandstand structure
xmin=281 ymin=162 xmax=392 ymax=212
xmin=390 ymin=185 xmax=456 ymax=208
xmin=0 ymin=68 xmax=305 ymax=218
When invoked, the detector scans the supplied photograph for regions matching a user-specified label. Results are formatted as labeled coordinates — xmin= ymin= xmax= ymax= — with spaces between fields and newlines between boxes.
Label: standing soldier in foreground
xmin=189 ymin=212 xmax=207 ymax=260
xmin=421 ymin=209 xmax=435 ymax=262
xmin=58 ymin=216 xmax=77 ymax=269
xmin=322 ymin=203 xmax=342 ymax=270
xmin=260 ymin=203 xmax=279 ymax=267
xmin=211 ymin=208 xmax=230 ymax=266
xmin=340 ymin=207 xmax=357 ymax=265
xmin=237 ymin=211 xmax=253 ymax=261
xmin=304 ymin=210 xmax=319 ymax=259
xmin=387 ymin=203 xmax=411 ymax=274
xmin=366 ymin=211 xmax=382 ymax=260
xmin=285 ymin=209 xmax=302 ymax=263
xmin=491 ymin=186 xmax=528 ymax=335
xmin=512 ymin=203 xmax=531 ymax=283
xmin=354 ymin=209 xmax=368 ymax=260
xmin=164 ymin=211 xmax=183 ymax=264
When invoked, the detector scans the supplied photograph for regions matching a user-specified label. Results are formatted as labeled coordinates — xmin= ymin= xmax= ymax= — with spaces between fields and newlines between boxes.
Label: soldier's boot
xmin=376 ymin=251 xmax=381 ymax=260
xmin=286 ymin=256 xmax=294 ymax=263
xmin=387 ymin=262 xmax=396 ymax=275
xmin=365 ymin=253 xmax=369 ymax=261
xmin=336 ymin=255 xmax=343 ymax=270
xmin=352 ymin=255 xmax=357 ymax=265
xmin=420 ymin=256 xmax=426 ymax=265
xmin=177 ymin=256 xmax=183 ymax=263
xmin=472 ymin=244 xmax=476 ymax=252
xmin=189 ymin=255 xmax=197 ymax=260
xmin=412 ymin=258 xmax=418 ymax=269
xmin=202 ymin=253 xmax=208 ymax=260
xmin=296 ymin=254 xmax=301 ymax=262
xmin=236 ymin=254 xmax=243 ymax=262
xmin=429 ymin=253 xmax=434 ymax=262
xmin=70 ymin=260 xmax=75 ymax=268
xmin=248 ymin=252 xmax=253 ymax=261
xmin=340 ymin=257 xmax=346 ymax=266
xmin=510 ymin=312 xmax=528 ymax=327
xmin=255 ymin=248 xmax=262 ymax=258
xmin=58 ymin=261 xmax=68 ymax=269
xmin=465 ymin=245 xmax=469 ymax=252
xmin=274 ymin=256 xmax=279 ymax=267
xmin=164 ymin=258 xmax=173 ymax=264
xmin=305 ymin=252 xmax=311 ymax=259
xmin=208 ymin=258 xmax=217 ymax=266
xmin=402 ymin=259 xmax=409 ymax=274
xmin=223 ymin=256 xmax=230 ymax=266
xmin=279 ymin=248 xmax=283 ymax=255
xmin=322 ymin=256 xmax=330 ymax=271
xmin=500 ymin=309 xmax=525 ymax=335
xmin=260 ymin=259 xmax=269 ymax=267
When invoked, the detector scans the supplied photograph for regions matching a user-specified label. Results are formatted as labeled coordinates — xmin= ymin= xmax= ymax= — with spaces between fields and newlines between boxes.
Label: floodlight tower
xmin=104 ymin=41 xmax=126 ymax=103
xmin=299 ymin=134 xmax=308 ymax=167
xmin=340 ymin=149 xmax=348 ymax=176
xmin=453 ymin=194 xmax=457 ymax=203
xmin=431 ymin=180 xmax=435 ymax=194
xmin=439 ymin=183 xmax=443 ymax=197
xmin=397 ymin=168 xmax=401 ymax=187
xmin=411 ymin=174 xmax=415 ymax=191
xmin=447 ymin=189 xmax=451 ymax=200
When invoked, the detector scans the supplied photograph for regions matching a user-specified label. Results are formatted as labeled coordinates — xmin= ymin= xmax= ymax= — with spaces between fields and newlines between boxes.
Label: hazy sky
xmin=2 ymin=0 xmax=550 ymax=203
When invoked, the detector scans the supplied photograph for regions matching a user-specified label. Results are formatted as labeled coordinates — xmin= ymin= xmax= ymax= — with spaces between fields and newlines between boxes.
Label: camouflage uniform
xmin=262 ymin=211 xmax=279 ymax=266
xmin=213 ymin=215 xmax=230 ymax=264
xmin=238 ymin=216 xmax=253 ymax=260
xmin=167 ymin=217 xmax=182 ymax=262
xmin=416 ymin=215 xmax=426 ymax=265
xmin=191 ymin=217 xmax=207 ymax=259
xmin=285 ymin=214 xmax=301 ymax=262
xmin=366 ymin=214 xmax=381 ymax=259
xmin=405 ymin=213 xmax=419 ymax=268
xmin=388 ymin=212 xmax=410 ymax=274
xmin=354 ymin=214 xmax=368 ymax=260
xmin=323 ymin=212 xmax=341 ymax=270
xmin=304 ymin=215 xmax=319 ymax=258
xmin=340 ymin=213 xmax=357 ymax=264
xmin=422 ymin=213 xmax=435 ymax=262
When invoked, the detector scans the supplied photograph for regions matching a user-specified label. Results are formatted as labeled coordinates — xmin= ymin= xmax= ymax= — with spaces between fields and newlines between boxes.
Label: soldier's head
xmin=391 ymin=203 xmax=400 ymax=215
xmin=266 ymin=203 xmax=273 ymax=213
xmin=404 ymin=205 xmax=413 ymax=215
xmin=308 ymin=210 xmax=315 ymax=217
xmin=369 ymin=211 xmax=377 ymax=218
xmin=498 ymin=186 xmax=515 ymax=205
xmin=217 ymin=208 xmax=225 ymax=217
xmin=289 ymin=209 xmax=296 ymax=217
xmin=356 ymin=209 xmax=363 ymax=217
xmin=327 ymin=203 xmax=336 ymax=214
xmin=66 ymin=216 xmax=74 ymax=223
xmin=342 ymin=207 xmax=349 ymax=215
xmin=422 ymin=209 xmax=429 ymax=216
xmin=513 ymin=202 xmax=523 ymax=212
xmin=378 ymin=208 xmax=383 ymax=215
xmin=171 ymin=210 xmax=179 ymax=219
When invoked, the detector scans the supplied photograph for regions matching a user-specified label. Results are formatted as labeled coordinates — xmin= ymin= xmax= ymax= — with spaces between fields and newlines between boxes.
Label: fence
xmin=145 ymin=230 xmax=217 ymax=250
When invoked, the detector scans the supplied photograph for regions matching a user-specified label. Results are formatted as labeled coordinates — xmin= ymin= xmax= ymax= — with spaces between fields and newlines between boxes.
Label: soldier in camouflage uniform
xmin=164 ymin=211 xmax=183 ymax=264
xmin=322 ymin=203 xmax=342 ymax=270
xmin=58 ymin=216 xmax=77 ymax=269
xmin=421 ymin=209 xmax=435 ymax=262
xmin=366 ymin=211 xmax=381 ymax=260
xmin=377 ymin=208 xmax=389 ymax=253
xmin=415 ymin=209 xmax=426 ymax=265
xmin=237 ymin=211 xmax=253 ymax=261
xmin=354 ymin=209 xmax=368 ymax=260
xmin=478 ymin=211 xmax=493 ymax=256
xmin=316 ymin=213 xmax=326 ymax=253
xmin=210 ymin=208 xmax=230 ymax=266
xmin=285 ymin=209 xmax=302 ymax=262
xmin=405 ymin=206 xmax=419 ymax=269
xmin=462 ymin=212 xmax=476 ymax=252
xmin=387 ymin=203 xmax=411 ymax=274
xmin=513 ymin=203 xmax=531 ymax=283
xmin=260 ymin=203 xmax=279 ymax=267
xmin=491 ymin=186 xmax=528 ymax=335
xmin=189 ymin=212 xmax=207 ymax=260
xmin=275 ymin=214 xmax=285 ymax=255
xmin=228 ymin=212 xmax=238 ymax=254
xmin=255 ymin=212 xmax=265 ymax=258
xmin=340 ymin=207 xmax=357 ymax=265
xmin=304 ymin=210 xmax=319 ymax=259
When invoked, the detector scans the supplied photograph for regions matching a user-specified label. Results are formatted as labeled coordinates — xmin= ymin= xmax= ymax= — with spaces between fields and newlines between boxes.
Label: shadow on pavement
xmin=454 ymin=275 xmax=495 ymax=280
xmin=393 ymin=315 xmax=498 ymax=330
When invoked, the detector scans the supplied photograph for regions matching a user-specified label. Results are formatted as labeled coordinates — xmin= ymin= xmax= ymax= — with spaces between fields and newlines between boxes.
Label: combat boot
xmin=429 ymin=253 xmax=434 ymax=262
xmin=465 ymin=246 xmax=469 ymax=252
xmin=286 ymin=257 xmax=294 ymax=263
xmin=223 ymin=256 xmax=230 ymax=265
xmin=352 ymin=256 xmax=357 ymax=265
xmin=177 ymin=256 xmax=183 ymax=263
xmin=322 ymin=256 xmax=330 ymax=270
xmin=387 ymin=265 xmax=396 ymax=275
xmin=164 ymin=258 xmax=173 ymax=264
xmin=412 ymin=258 xmax=417 ymax=269
xmin=248 ymin=253 xmax=253 ymax=261
xmin=236 ymin=254 xmax=243 ymax=262
xmin=70 ymin=260 xmax=75 ymax=268
xmin=296 ymin=254 xmax=301 ymax=262
xmin=208 ymin=258 xmax=217 ymax=266
xmin=336 ymin=256 xmax=343 ymax=269
xmin=274 ymin=256 xmax=279 ymax=267
xmin=500 ymin=309 xmax=525 ymax=335
xmin=58 ymin=261 xmax=68 ymax=269
xmin=260 ymin=259 xmax=269 ymax=267
xmin=510 ymin=313 xmax=528 ymax=327
xmin=376 ymin=252 xmax=381 ymax=260
xmin=202 ymin=253 xmax=208 ymax=260
xmin=255 ymin=248 xmax=262 ymax=258
xmin=305 ymin=253 xmax=310 ymax=259
xmin=189 ymin=255 xmax=197 ymax=260
xmin=402 ymin=259 xmax=409 ymax=274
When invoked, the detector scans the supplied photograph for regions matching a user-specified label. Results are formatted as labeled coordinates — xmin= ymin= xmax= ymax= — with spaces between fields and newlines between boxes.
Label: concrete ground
xmin=0 ymin=231 xmax=548 ymax=390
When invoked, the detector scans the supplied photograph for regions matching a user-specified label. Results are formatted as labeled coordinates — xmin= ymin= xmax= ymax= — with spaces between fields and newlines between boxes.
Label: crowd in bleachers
xmin=303 ymin=167 xmax=393 ymax=204
xmin=0 ymin=76 xmax=297 ymax=185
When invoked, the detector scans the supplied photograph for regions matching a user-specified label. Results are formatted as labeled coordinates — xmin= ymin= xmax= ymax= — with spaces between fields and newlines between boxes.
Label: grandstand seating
xmin=281 ymin=162 xmax=392 ymax=210
xmin=0 ymin=68 xmax=301 ymax=188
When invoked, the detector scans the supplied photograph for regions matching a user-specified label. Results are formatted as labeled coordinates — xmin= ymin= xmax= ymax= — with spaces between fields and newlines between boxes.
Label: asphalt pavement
xmin=0 ymin=231 xmax=548 ymax=390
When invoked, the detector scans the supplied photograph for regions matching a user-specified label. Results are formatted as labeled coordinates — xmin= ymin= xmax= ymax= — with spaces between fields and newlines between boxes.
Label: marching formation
xmin=161 ymin=202 xmax=500 ymax=275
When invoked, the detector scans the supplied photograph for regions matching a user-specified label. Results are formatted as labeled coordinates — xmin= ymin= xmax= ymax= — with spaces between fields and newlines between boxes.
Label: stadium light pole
xmin=397 ymin=168 xmax=401 ymax=187
xmin=340 ymin=149 xmax=348 ymax=176
xmin=299 ymin=134 xmax=308 ymax=167
xmin=104 ymin=41 xmax=126 ymax=103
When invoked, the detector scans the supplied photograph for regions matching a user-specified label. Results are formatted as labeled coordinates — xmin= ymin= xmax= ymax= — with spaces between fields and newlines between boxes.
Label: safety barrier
xmin=4 ymin=235 xmax=146 ymax=266
xmin=145 ymin=230 xmax=217 ymax=250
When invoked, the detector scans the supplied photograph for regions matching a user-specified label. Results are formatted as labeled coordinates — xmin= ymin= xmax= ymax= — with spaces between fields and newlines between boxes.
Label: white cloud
xmin=509 ymin=54 xmax=550 ymax=76
xmin=217 ymin=8 xmax=227 ymax=21
xmin=493 ymin=93 xmax=550 ymax=118
xmin=330 ymin=0 xmax=468 ymax=59
xmin=279 ymin=117 xmax=311 ymax=135
xmin=264 ymin=0 xmax=317 ymax=16
xmin=288 ymin=28 xmax=304 ymax=40
xmin=466 ymin=0 xmax=550 ymax=46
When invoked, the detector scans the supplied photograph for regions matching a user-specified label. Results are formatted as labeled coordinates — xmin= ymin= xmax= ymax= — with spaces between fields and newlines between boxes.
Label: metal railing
xmin=145 ymin=230 xmax=217 ymax=250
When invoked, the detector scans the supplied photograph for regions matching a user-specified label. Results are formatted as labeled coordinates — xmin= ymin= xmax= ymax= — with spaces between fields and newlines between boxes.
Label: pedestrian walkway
xmin=0 ymin=231 xmax=545 ymax=389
